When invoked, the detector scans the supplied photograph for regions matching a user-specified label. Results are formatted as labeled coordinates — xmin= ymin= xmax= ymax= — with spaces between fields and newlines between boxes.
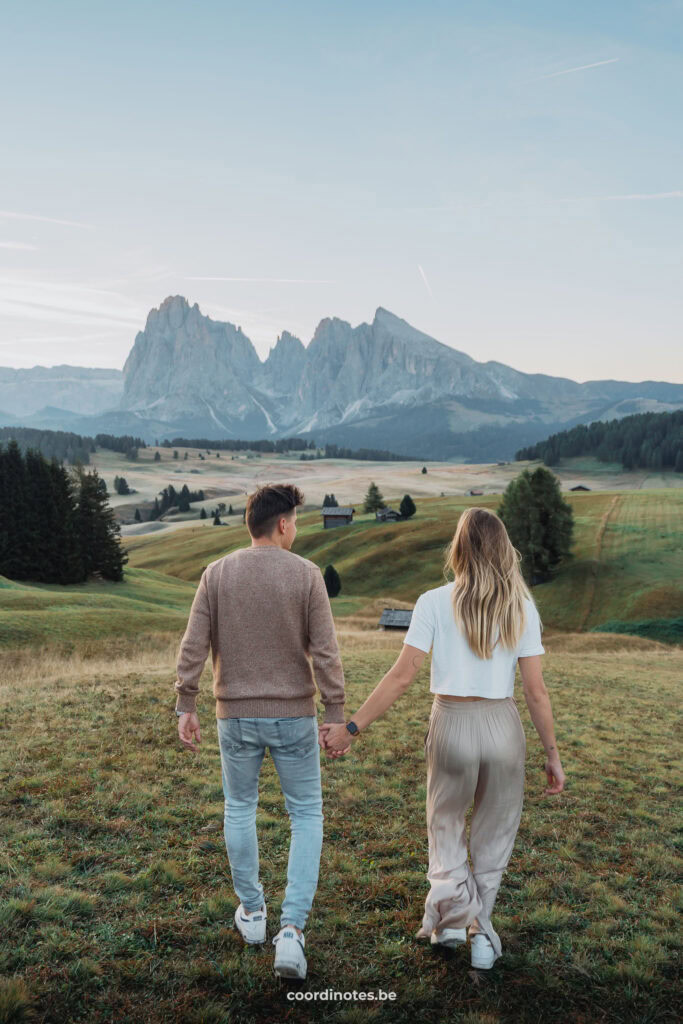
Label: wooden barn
xmin=376 ymin=507 xmax=402 ymax=522
xmin=321 ymin=506 xmax=355 ymax=529
xmin=379 ymin=609 xmax=413 ymax=630
xmin=570 ymin=484 xmax=591 ymax=491
xmin=468 ymin=489 xmax=484 ymax=496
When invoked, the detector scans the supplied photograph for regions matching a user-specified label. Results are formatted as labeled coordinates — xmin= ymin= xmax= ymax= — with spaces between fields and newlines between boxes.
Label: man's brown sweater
xmin=174 ymin=546 xmax=346 ymax=723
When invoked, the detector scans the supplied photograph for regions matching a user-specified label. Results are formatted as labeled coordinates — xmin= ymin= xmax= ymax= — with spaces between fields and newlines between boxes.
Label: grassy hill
xmin=1 ymin=489 xmax=681 ymax=649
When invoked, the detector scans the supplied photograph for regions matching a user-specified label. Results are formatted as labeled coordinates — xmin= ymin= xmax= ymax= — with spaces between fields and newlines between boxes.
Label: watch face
xmin=346 ymin=721 xmax=359 ymax=735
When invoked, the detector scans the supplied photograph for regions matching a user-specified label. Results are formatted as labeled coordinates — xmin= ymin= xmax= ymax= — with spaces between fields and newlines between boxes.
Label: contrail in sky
xmin=186 ymin=276 xmax=334 ymax=284
xmin=539 ymin=58 xmax=619 ymax=79
xmin=0 ymin=209 xmax=91 ymax=228
xmin=418 ymin=264 xmax=433 ymax=297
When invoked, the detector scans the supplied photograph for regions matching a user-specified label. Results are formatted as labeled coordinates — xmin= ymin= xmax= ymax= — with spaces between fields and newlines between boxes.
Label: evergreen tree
xmin=115 ymin=476 xmax=130 ymax=495
xmin=323 ymin=564 xmax=342 ymax=598
xmin=74 ymin=466 xmax=128 ymax=581
xmin=134 ymin=508 xmax=142 ymax=522
xmin=363 ymin=481 xmax=385 ymax=512
xmin=173 ymin=450 xmax=179 ymax=459
xmin=154 ymin=451 xmax=161 ymax=462
xmin=421 ymin=466 xmax=427 ymax=474
xmin=498 ymin=467 xmax=574 ymax=584
xmin=184 ymin=451 xmax=188 ymax=460
xmin=213 ymin=512 xmax=222 ymax=525
xmin=0 ymin=439 xmax=29 ymax=579
xmin=399 ymin=494 xmax=416 ymax=518
xmin=199 ymin=507 xmax=207 ymax=519
xmin=178 ymin=484 xmax=191 ymax=512
xmin=228 ymin=504 xmax=233 ymax=514
xmin=675 ymin=450 xmax=683 ymax=473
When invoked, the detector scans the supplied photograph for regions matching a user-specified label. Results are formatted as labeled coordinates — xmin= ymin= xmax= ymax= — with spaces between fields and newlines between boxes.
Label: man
xmin=174 ymin=483 xmax=346 ymax=980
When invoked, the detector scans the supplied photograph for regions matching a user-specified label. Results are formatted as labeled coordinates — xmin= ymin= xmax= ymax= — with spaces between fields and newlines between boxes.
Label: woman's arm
xmin=320 ymin=644 xmax=428 ymax=755
xmin=518 ymin=655 xmax=566 ymax=795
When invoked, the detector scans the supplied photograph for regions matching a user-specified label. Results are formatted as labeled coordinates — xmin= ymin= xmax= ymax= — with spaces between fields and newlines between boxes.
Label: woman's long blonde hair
xmin=444 ymin=506 xmax=533 ymax=659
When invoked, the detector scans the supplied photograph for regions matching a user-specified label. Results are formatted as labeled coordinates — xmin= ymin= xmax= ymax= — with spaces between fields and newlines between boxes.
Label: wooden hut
xmin=379 ymin=609 xmax=413 ymax=630
xmin=321 ymin=506 xmax=354 ymax=529
xmin=376 ymin=507 xmax=402 ymax=522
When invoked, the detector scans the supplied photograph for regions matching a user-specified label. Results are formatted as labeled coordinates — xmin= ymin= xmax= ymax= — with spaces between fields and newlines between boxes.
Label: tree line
xmin=0 ymin=440 xmax=127 ymax=583
xmin=516 ymin=410 xmax=683 ymax=471
xmin=0 ymin=427 xmax=94 ymax=466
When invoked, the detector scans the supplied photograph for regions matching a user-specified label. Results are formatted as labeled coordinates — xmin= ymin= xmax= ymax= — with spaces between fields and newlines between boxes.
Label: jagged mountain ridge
xmin=2 ymin=295 xmax=681 ymax=459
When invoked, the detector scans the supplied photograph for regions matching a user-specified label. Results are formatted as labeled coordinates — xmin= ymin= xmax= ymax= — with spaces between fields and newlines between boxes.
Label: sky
xmin=1 ymin=0 xmax=682 ymax=382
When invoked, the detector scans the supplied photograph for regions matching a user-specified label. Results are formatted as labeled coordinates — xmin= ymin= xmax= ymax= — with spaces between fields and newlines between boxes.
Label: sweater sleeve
xmin=174 ymin=571 xmax=211 ymax=714
xmin=307 ymin=566 xmax=346 ymax=724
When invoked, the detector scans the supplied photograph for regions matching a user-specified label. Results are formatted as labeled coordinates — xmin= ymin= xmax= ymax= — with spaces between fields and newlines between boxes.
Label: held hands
xmin=318 ymin=722 xmax=356 ymax=758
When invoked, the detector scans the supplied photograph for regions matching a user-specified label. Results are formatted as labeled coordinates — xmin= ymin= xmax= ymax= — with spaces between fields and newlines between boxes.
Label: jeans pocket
xmin=276 ymin=716 xmax=316 ymax=756
xmin=218 ymin=717 xmax=244 ymax=754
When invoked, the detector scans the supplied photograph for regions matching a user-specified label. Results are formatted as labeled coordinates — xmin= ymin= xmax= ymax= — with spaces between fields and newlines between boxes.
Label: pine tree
xmin=154 ymin=451 xmax=161 ymax=462
xmin=323 ymin=564 xmax=341 ymax=598
xmin=421 ymin=466 xmax=427 ymax=474
xmin=498 ymin=467 xmax=574 ymax=584
xmin=134 ymin=508 xmax=142 ymax=522
xmin=399 ymin=494 xmax=416 ymax=518
xmin=200 ymin=507 xmax=207 ymax=519
xmin=173 ymin=450 xmax=179 ymax=459
xmin=228 ymin=504 xmax=233 ymax=515
xmin=0 ymin=439 xmax=29 ymax=580
xmin=675 ymin=450 xmax=683 ymax=473
xmin=74 ymin=466 xmax=128 ymax=581
xmin=363 ymin=481 xmax=385 ymax=513
xmin=184 ymin=451 xmax=188 ymax=460
xmin=178 ymin=484 xmax=191 ymax=512
xmin=213 ymin=512 xmax=221 ymax=525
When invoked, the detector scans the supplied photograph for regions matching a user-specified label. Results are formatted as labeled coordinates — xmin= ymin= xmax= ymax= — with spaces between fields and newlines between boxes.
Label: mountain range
xmin=3 ymin=295 xmax=681 ymax=460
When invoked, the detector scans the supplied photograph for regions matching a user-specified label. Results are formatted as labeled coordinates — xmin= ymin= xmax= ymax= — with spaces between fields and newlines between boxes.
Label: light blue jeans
xmin=217 ymin=715 xmax=323 ymax=932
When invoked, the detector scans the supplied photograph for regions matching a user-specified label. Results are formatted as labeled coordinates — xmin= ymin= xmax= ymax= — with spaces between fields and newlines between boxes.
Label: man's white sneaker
xmin=234 ymin=902 xmax=267 ymax=945
xmin=470 ymin=932 xmax=496 ymax=969
xmin=272 ymin=926 xmax=307 ymax=979
xmin=431 ymin=926 xmax=467 ymax=949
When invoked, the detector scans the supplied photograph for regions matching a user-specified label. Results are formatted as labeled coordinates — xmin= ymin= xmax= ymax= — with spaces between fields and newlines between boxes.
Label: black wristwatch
xmin=345 ymin=720 xmax=360 ymax=736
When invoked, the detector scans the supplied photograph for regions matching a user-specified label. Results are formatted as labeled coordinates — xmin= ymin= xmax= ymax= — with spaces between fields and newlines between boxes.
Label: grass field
xmin=1 ymin=484 xmax=681 ymax=1022
xmin=4 ymin=488 xmax=677 ymax=648
xmin=1 ymin=626 xmax=680 ymax=1023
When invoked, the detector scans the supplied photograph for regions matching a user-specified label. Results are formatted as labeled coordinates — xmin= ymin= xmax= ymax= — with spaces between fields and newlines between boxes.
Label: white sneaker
xmin=431 ymin=927 xmax=467 ymax=949
xmin=470 ymin=931 xmax=496 ymax=969
xmin=272 ymin=926 xmax=307 ymax=979
xmin=234 ymin=902 xmax=267 ymax=945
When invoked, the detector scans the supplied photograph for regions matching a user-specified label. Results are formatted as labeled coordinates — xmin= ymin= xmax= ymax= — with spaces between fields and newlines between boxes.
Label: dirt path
xmin=579 ymin=495 xmax=621 ymax=631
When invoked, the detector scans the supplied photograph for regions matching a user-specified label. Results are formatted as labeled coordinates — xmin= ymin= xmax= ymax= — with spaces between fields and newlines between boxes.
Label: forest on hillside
xmin=516 ymin=410 xmax=683 ymax=471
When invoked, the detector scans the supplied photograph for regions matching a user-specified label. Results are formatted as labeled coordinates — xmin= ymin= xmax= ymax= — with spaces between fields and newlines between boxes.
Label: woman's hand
xmin=544 ymin=755 xmax=565 ymax=795
xmin=319 ymin=722 xmax=354 ymax=757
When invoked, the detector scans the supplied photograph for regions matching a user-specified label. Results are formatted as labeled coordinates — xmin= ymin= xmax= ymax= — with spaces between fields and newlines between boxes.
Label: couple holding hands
xmin=174 ymin=484 xmax=565 ymax=980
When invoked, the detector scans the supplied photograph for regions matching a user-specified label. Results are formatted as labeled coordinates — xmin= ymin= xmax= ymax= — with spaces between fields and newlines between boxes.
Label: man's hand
xmin=177 ymin=712 xmax=201 ymax=753
xmin=319 ymin=722 xmax=354 ymax=758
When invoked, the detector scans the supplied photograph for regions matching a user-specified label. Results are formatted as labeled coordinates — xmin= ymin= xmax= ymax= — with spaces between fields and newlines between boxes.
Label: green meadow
xmin=1 ymin=488 xmax=681 ymax=1022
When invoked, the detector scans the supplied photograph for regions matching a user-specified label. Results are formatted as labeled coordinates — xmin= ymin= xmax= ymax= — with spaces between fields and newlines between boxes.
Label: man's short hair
xmin=245 ymin=483 xmax=304 ymax=538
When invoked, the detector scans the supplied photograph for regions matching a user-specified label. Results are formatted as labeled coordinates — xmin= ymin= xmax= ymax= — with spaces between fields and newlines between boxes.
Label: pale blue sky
xmin=1 ymin=0 xmax=682 ymax=381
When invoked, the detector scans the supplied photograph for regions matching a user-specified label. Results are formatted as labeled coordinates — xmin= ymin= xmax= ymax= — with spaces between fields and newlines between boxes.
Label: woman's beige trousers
xmin=415 ymin=695 xmax=526 ymax=962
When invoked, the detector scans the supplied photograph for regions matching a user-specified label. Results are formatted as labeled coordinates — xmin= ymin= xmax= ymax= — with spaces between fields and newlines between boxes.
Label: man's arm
xmin=308 ymin=567 xmax=346 ymax=724
xmin=174 ymin=571 xmax=211 ymax=714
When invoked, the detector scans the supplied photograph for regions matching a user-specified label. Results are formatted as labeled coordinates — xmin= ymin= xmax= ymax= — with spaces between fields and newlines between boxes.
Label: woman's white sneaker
xmin=234 ymin=902 xmax=267 ymax=944
xmin=431 ymin=927 xmax=467 ymax=948
xmin=272 ymin=926 xmax=307 ymax=979
xmin=470 ymin=932 xmax=496 ymax=969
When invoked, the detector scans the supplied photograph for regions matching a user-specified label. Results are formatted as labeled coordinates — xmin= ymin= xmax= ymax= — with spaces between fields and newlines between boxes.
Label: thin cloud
xmin=537 ymin=57 xmax=619 ymax=80
xmin=186 ymin=275 xmax=335 ymax=284
xmin=0 ymin=209 xmax=92 ymax=228
xmin=602 ymin=190 xmax=683 ymax=200
xmin=0 ymin=242 xmax=38 ymax=250
xmin=418 ymin=264 xmax=433 ymax=297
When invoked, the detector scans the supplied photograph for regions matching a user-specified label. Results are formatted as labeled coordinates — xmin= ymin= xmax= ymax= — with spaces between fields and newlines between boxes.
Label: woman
xmin=320 ymin=506 xmax=566 ymax=969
